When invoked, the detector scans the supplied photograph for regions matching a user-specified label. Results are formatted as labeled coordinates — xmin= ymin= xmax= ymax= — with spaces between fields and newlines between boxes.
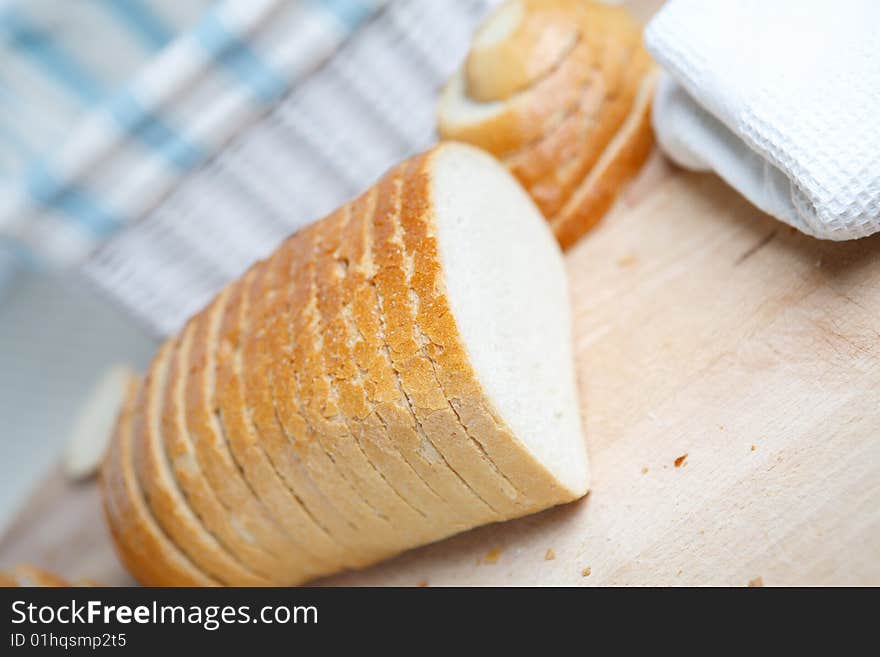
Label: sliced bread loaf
xmin=102 ymin=142 xmax=588 ymax=585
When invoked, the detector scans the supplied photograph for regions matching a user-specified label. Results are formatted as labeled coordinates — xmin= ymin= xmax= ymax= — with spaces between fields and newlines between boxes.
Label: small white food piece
xmin=64 ymin=364 xmax=137 ymax=481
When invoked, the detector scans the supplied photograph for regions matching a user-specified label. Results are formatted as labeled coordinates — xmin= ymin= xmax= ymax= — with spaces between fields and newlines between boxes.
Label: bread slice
xmin=267 ymin=222 xmax=405 ymax=560
xmin=503 ymin=66 xmax=607 ymax=201
xmin=7 ymin=566 xmax=69 ymax=587
xmin=164 ymin=290 xmax=322 ymax=584
xmin=103 ymin=142 xmax=587 ymax=584
xmin=404 ymin=143 xmax=589 ymax=500
xmin=162 ymin=310 xmax=287 ymax=581
xmin=550 ymin=71 xmax=656 ymax=248
xmin=0 ymin=567 xmax=100 ymax=586
xmin=131 ymin=339 xmax=270 ymax=585
xmin=233 ymin=259 xmax=373 ymax=570
xmin=213 ymin=264 xmax=358 ymax=576
xmin=186 ymin=276 xmax=334 ymax=581
xmin=329 ymin=186 xmax=483 ymax=531
xmin=246 ymin=243 xmax=391 ymax=566
xmin=374 ymin=162 xmax=528 ymax=515
xmin=101 ymin=373 xmax=217 ymax=586
xmin=438 ymin=0 xmax=655 ymax=248
xmin=293 ymin=210 xmax=413 ymax=542
xmin=513 ymin=53 xmax=654 ymax=231
xmin=504 ymin=35 xmax=651 ymax=216
xmin=355 ymin=164 xmax=503 ymax=524
xmin=308 ymin=204 xmax=441 ymax=538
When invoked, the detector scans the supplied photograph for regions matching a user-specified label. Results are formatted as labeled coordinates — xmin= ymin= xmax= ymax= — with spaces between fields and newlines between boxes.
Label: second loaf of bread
xmin=101 ymin=142 xmax=589 ymax=586
xmin=438 ymin=0 xmax=657 ymax=249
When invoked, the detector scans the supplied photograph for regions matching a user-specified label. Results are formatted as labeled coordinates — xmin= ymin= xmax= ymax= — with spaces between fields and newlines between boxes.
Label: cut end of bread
xmin=472 ymin=0 xmax=523 ymax=50
xmin=429 ymin=143 xmax=589 ymax=497
xmin=465 ymin=0 xmax=577 ymax=103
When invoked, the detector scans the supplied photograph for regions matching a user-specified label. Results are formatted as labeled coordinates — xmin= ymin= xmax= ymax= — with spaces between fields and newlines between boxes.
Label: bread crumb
xmin=617 ymin=253 xmax=637 ymax=268
xmin=545 ymin=549 xmax=555 ymax=561
xmin=641 ymin=466 xmax=649 ymax=474
xmin=581 ymin=567 xmax=591 ymax=577
xmin=748 ymin=577 xmax=764 ymax=587
xmin=482 ymin=547 xmax=503 ymax=565
xmin=677 ymin=569 xmax=683 ymax=576
xmin=417 ymin=581 xmax=429 ymax=587
xmin=751 ymin=444 xmax=757 ymax=452
xmin=674 ymin=453 xmax=688 ymax=468
xmin=719 ymin=425 xmax=725 ymax=431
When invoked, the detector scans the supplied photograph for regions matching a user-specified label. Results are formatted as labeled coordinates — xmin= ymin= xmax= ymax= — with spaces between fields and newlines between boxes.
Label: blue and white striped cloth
xmin=0 ymin=0 xmax=383 ymax=268
xmin=0 ymin=0 xmax=495 ymax=334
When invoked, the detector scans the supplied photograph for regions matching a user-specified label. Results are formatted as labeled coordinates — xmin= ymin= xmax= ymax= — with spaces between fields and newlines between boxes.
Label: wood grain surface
xmin=2 ymin=151 xmax=877 ymax=586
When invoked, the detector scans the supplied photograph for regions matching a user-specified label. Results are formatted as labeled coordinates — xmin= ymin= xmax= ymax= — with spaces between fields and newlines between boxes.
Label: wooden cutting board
xmin=2 ymin=154 xmax=878 ymax=586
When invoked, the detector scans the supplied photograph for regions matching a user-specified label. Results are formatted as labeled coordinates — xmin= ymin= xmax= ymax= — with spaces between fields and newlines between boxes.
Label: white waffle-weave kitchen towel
xmin=645 ymin=0 xmax=880 ymax=241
